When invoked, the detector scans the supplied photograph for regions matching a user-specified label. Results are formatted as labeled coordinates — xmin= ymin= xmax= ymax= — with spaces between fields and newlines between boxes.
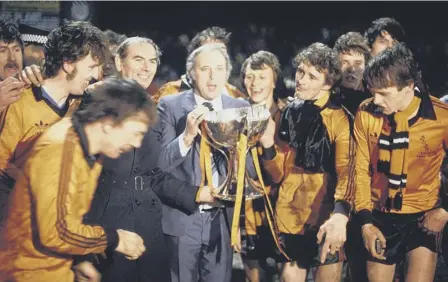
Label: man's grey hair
xmin=116 ymin=36 xmax=162 ymax=65
xmin=185 ymin=43 xmax=232 ymax=85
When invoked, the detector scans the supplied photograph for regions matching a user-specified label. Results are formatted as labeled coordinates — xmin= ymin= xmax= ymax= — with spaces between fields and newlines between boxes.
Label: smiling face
xmin=191 ymin=49 xmax=228 ymax=100
xmin=66 ymin=53 xmax=101 ymax=95
xmin=0 ymin=39 xmax=23 ymax=80
xmin=244 ymin=63 xmax=275 ymax=104
xmin=339 ymin=50 xmax=366 ymax=90
xmin=116 ymin=41 xmax=158 ymax=89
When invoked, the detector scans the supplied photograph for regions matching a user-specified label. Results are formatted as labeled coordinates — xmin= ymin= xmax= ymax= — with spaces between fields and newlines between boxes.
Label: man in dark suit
xmin=158 ymin=43 xmax=249 ymax=282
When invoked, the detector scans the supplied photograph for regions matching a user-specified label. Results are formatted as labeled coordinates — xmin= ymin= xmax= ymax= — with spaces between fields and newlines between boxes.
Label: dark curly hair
xmin=75 ymin=77 xmax=157 ymax=126
xmin=241 ymin=50 xmax=291 ymax=101
xmin=187 ymin=26 xmax=230 ymax=55
xmin=43 ymin=21 xmax=108 ymax=78
xmin=293 ymin=42 xmax=342 ymax=87
xmin=0 ymin=20 xmax=23 ymax=49
xmin=364 ymin=17 xmax=406 ymax=48
xmin=333 ymin=32 xmax=371 ymax=62
xmin=363 ymin=42 xmax=421 ymax=91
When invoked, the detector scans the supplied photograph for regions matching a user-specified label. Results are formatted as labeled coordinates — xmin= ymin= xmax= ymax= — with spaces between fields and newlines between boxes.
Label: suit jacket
xmin=157 ymin=89 xmax=249 ymax=236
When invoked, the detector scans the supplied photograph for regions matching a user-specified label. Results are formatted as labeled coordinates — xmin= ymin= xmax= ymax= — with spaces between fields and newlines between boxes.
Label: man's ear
xmin=62 ymin=61 xmax=75 ymax=75
xmin=405 ymin=82 xmax=415 ymax=92
xmin=101 ymin=119 xmax=114 ymax=134
xmin=115 ymin=54 xmax=122 ymax=72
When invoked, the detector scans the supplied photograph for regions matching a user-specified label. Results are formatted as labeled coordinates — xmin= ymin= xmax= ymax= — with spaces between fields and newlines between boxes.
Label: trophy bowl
xmin=246 ymin=105 xmax=271 ymax=147
xmin=202 ymin=107 xmax=246 ymax=148
xmin=201 ymin=104 xmax=271 ymax=201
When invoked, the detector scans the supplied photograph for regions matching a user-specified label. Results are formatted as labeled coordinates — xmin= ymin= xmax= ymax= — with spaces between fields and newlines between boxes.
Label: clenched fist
xmin=0 ymin=77 xmax=24 ymax=111
xmin=115 ymin=229 xmax=146 ymax=260
xmin=183 ymin=105 xmax=212 ymax=147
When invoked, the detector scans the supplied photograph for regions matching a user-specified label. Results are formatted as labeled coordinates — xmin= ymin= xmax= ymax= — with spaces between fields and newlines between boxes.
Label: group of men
xmin=0 ymin=16 xmax=447 ymax=282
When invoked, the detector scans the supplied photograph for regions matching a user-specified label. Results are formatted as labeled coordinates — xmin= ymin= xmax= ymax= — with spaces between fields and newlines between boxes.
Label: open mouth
xmin=4 ymin=65 xmax=18 ymax=76
xmin=207 ymin=84 xmax=217 ymax=92
xmin=345 ymin=75 xmax=357 ymax=82
xmin=138 ymin=73 xmax=151 ymax=80
xmin=251 ymin=89 xmax=265 ymax=96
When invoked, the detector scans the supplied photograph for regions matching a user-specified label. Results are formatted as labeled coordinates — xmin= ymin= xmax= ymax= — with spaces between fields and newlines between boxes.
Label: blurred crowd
xmin=109 ymin=22 xmax=448 ymax=99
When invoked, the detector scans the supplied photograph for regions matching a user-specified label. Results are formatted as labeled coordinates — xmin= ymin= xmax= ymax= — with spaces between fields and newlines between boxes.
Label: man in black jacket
xmin=82 ymin=37 xmax=209 ymax=282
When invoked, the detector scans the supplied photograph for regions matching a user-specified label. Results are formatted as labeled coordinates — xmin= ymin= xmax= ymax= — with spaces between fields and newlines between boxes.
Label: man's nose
xmin=7 ymin=49 xmax=15 ymax=61
xmin=209 ymin=69 xmax=216 ymax=79
xmin=373 ymin=94 xmax=382 ymax=105
xmin=142 ymin=60 xmax=149 ymax=71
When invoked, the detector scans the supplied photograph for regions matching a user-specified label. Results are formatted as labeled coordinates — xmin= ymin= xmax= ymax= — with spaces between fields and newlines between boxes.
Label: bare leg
xmin=242 ymin=257 xmax=263 ymax=282
xmin=366 ymin=261 xmax=396 ymax=282
xmin=314 ymin=262 xmax=343 ymax=282
xmin=280 ymin=261 xmax=307 ymax=282
xmin=405 ymin=247 xmax=437 ymax=282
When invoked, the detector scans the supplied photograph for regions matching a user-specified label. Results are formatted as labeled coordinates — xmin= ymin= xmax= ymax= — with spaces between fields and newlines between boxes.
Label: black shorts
xmin=244 ymin=225 xmax=278 ymax=260
xmin=366 ymin=210 xmax=442 ymax=265
xmin=276 ymin=226 xmax=345 ymax=269
xmin=442 ymin=224 xmax=448 ymax=266
xmin=345 ymin=213 xmax=367 ymax=261
xmin=242 ymin=192 xmax=279 ymax=260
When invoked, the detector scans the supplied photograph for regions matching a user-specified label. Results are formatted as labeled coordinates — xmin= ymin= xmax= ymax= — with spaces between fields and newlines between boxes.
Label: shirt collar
xmin=71 ymin=115 xmax=99 ymax=168
xmin=41 ymin=86 xmax=66 ymax=110
xmin=414 ymin=88 xmax=436 ymax=120
xmin=193 ymin=91 xmax=223 ymax=111
xmin=32 ymin=86 xmax=71 ymax=117
xmin=313 ymin=91 xmax=331 ymax=109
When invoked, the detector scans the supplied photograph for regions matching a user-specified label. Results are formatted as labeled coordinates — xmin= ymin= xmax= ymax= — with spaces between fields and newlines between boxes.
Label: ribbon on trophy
xmin=198 ymin=105 xmax=290 ymax=261
xmin=199 ymin=122 xmax=214 ymax=189
xmin=248 ymin=146 xmax=290 ymax=260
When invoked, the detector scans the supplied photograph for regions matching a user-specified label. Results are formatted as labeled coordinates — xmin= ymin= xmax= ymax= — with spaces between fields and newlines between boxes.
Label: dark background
xmin=90 ymin=1 xmax=448 ymax=96
xmin=4 ymin=1 xmax=447 ymax=95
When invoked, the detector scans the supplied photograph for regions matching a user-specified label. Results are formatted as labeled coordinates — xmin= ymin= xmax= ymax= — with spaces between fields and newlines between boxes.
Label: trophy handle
xmin=245 ymin=171 xmax=265 ymax=197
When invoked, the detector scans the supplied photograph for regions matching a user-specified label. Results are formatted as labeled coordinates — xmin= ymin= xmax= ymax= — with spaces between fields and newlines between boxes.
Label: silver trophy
xmin=201 ymin=104 xmax=271 ymax=201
